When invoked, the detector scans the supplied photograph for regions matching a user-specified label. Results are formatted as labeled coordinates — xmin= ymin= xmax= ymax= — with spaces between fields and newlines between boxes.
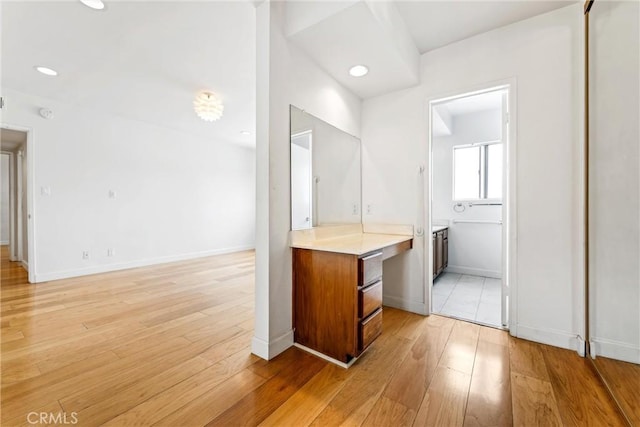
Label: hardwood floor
xmin=0 ymin=246 xmax=627 ymax=426
xmin=593 ymin=356 xmax=640 ymax=426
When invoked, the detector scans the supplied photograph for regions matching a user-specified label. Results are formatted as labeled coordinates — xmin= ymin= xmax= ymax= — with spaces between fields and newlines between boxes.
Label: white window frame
xmin=452 ymin=140 xmax=503 ymax=203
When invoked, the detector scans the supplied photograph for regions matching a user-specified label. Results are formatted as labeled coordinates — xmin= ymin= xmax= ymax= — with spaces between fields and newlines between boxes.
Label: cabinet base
xmin=293 ymin=343 xmax=358 ymax=369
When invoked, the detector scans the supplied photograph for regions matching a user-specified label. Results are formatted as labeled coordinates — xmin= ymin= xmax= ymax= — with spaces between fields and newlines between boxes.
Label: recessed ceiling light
xmin=80 ymin=0 xmax=105 ymax=10
xmin=240 ymin=131 xmax=251 ymax=135
xmin=349 ymin=65 xmax=369 ymax=77
xmin=35 ymin=66 xmax=58 ymax=76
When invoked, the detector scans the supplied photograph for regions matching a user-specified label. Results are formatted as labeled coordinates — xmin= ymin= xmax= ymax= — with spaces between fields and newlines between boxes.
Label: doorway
xmin=291 ymin=130 xmax=313 ymax=230
xmin=1 ymin=126 xmax=33 ymax=282
xmin=428 ymin=85 xmax=514 ymax=329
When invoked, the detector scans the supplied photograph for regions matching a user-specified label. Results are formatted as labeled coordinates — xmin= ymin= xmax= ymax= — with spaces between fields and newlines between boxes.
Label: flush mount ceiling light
xmin=240 ymin=130 xmax=251 ymax=135
xmin=349 ymin=65 xmax=369 ymax=77
xmin=35 ymin=66 xmax=58 ymax=76
xmin=80 ymin=0 xmax=105 ymax=10
xmin=193 ymin=92 xmax=224 ymax=122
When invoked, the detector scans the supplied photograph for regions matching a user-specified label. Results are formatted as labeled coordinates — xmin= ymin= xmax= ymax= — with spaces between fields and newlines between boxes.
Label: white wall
xmin=2 ymin=88 xmax=256 ymax=282
xmin=589 ymin=0 xmax=640 ymax=363
xmin=1 ymin=154 xmax=10 ymax=244
xmin=362 ymin=4 xmax=585 ymax=351
xmin=433 ymin=109 xmax=502 ymax=278
xmin=253 ymin=1 xmax=361 ymax=359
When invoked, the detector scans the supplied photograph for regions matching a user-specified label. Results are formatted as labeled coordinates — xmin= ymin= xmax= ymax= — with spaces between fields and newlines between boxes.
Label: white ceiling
xmin=1 ymin=1 xmax=256 ymax=146
xmin=2 ymin=0 xmax=579 ymax=140
xmin=396 ymin=1 xmax=577 ymax=54
xmin=286 ymin=0 xmax=577 ymax=100
xmin=287 ymin=1 xmax=420 ymax=99
xmin=432 ymin=89 xmax=504 ymax=136
xmin=1 ymin=128 xmax=27 ymax=152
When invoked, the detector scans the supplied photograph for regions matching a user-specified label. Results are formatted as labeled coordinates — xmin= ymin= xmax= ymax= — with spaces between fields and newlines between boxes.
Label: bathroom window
xmin=453 ymin=142 xmax=503 ymax=201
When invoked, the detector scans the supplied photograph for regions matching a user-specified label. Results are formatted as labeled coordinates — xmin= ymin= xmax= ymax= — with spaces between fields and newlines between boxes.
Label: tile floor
xmin=432 ymin=272 xmax=503 ymax=328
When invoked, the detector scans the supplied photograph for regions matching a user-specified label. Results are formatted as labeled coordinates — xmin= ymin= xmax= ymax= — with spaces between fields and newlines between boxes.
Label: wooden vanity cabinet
xmin=433 ymin=228 xmax=448 ymax=279
xmin=293 ymin=248 xmax=386 ymax=364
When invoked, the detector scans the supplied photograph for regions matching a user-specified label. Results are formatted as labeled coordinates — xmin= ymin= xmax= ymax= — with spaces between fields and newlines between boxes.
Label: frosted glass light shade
xmin=194 ymin=92 xmax=224 ymax=122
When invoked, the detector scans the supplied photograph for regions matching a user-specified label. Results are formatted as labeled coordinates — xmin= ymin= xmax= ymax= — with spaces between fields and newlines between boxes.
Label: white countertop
xmin=432 ymin=225 xmax=449 ymax=233
xmin=291 ymin=232 xmax=412 ymax=256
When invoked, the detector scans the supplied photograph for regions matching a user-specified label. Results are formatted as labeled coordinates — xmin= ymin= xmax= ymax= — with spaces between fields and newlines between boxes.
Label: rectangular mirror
xmin=290 ymin=105 xmax=361 ymax=230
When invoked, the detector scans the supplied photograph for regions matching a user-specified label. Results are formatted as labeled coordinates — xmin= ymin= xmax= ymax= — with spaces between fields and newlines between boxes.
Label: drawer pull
xmin=359 ymin=251 xmax=383 ymax=286
xmin=359 ymin=308 xmax=383 ymax=352
xmin=361 ymin=251 xmax=383 ymax=262
xmin=359 ymin=280 xmax=382 ymax=318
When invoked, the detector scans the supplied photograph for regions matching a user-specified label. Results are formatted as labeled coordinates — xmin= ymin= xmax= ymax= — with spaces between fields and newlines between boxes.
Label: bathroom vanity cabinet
xmin=433 ymin=227 xmax=448 ymax=279
xmin=291 ymin=229 xmax=412 ymax=366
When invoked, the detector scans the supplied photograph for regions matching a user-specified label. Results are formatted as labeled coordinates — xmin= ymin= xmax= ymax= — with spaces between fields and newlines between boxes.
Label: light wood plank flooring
xmin=593 ymin=356 xmax=640 ymax=426
xmin=1 ymin=246 xmax=627 ymax=426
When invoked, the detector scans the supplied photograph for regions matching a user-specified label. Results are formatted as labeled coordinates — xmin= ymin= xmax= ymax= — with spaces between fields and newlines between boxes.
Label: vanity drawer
xmin=359 ymin=280 xmax=382 ymax=318
xmin=358 ymin=251 xmax=383 ymax=286
xmin=358 ymin=308 xmax=383 ymax=352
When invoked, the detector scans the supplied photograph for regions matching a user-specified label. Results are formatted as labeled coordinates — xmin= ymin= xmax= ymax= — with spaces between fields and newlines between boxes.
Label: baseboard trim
xmin=516 ymin=324 xmax=581 ymax=354
xmin=576 ymin=335 xmax=586 ymax=357
xmin=34 ymin=244 xmax=255 ymax=283
xmin=294 ymin=343 xmax=355 ymax=369
xmin=21 ymin=260 xmax=28 ymax=270
xmin=251 ymin=329 xmax=294 ymax=361
xmin=383 ymin=295 xmax=427 ymax=315
xmin=0 ymin=240 xmax=9 ymax=245
xmin=445 ymin=265 xmax=501 ymax=279
xmin=269 ymin=329 xmax=294 ymax=359
xmin=251 ymin=336 xmax=270 ymax=360
xmin=590 ymin=337 xmax=640 ymax=364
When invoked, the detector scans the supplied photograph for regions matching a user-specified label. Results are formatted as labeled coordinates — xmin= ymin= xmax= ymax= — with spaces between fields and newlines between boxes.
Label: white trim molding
xmin=252 ymin=329 xmax=294 ymax=361
xmin=34 ymin=245 xmax=255 ymax=283
xmin=590 ymin=337 xmax=640 ymax=364
xmin=294 ymin=343 xmax=356 ymax=369
xmin=383 ymin=295 xmax=427 ymax=315
xmin=516 ymin=324 xmax=583 ymax=354
xmin=444 ymin=265 xmax=501 ymax=279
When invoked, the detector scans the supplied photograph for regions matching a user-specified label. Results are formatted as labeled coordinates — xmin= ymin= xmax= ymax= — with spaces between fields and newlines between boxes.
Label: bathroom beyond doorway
xmin=429 ymin=85 xmax=512 ymax=329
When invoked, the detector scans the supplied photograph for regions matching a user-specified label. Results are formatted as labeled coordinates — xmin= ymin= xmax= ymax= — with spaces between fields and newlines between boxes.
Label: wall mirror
xmin=586 ymin=1 xmax=640 ymax=424
xmin=290 ymin=105 xmax=361 ymax=230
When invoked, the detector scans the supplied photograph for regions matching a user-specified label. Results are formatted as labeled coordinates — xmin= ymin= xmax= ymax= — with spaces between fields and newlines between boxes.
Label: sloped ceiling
xmin=1 ymin=1 xmax=256 ymax=146
xmin=397 ymin=1 xmax=577 ymax=54
xmin=285 ymin=0 xmax=577 ymax=100
xmin=286 ymin=1 xmax=420 ymax=99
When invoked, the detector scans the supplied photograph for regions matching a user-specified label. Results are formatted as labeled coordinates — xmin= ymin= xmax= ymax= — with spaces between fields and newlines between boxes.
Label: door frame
xmin=1 ymin=151 xmax=16 ymax=259
xmin=1 ymin=123 xmax=36 ymax=283
xmin=425 ymin=78 xmax=518 ymax=334
xmin=290 ymin=130 xmax=313 ymax=230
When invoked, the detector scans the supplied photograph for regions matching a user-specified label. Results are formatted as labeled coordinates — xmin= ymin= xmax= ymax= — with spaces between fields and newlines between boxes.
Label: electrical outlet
xmin=107 ymin=248 xmax=115 ymax=257
xmin=366 ymin=204 xmax=372 ymax=215
xmin=82 ymin=251 xmax=89 ymax=260
xmin=352 ymin=204 xmax=358 ymax=215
